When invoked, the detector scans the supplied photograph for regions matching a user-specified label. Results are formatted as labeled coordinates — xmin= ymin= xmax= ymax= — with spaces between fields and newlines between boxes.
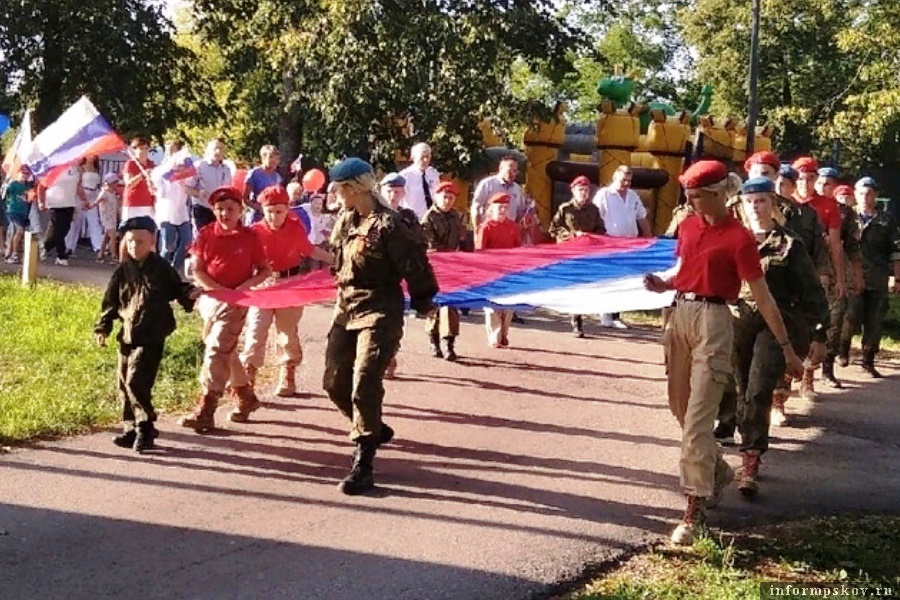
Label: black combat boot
xmin=112 ymin=428 xmax=137 ymax=449
xmin=571 ymin=315 xmax=585 ymax=338
xmin=133 ymin=422 xmax=159 ymax=453
xmin=443 ymin=336 xmax=458 ymax=361
xmin=378 ymin=423 xmax=394 ymax=446
xmin=338 ymin=440 xmax=377 ymax=495
xmin=862 ymin=350 xmax=882 ymax=378
xmin=429 ymin=333 xmax=443 ymax=358
xmin=821 ymin=355 xmax=842 ymax=389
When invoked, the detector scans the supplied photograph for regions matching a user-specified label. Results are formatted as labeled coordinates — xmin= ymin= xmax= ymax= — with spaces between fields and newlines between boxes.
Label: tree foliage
xmin=188 ymin=0 xmax=588 ymax=174
xmin=0 ymin=0 xmax=214 ymax=137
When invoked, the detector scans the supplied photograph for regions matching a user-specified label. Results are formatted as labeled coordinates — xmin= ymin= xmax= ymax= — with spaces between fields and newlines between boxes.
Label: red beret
xmin=570 ymin=175 xmax=591 ymax=189
xmin=435 ymin=181 xmax=458 ymax=195
xmin=208 ymin=186 xmax=243 ymax=205
xmin=791 ymin=156 xmax=819 ymax=173
xmin=744 ymin=151 xmax=780 ymax=172
xmin=678 ymin=160 xmax=728 ymax=189
xmin=834 ymin=184 xmax=854 ymax=197
xmin=258 ymin=185 xmax=289 ymax=206
xmin=488 ymin=192 xmax=511 ymax=205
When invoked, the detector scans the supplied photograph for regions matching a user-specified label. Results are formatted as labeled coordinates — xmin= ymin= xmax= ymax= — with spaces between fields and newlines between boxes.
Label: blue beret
xmin=741 ymin=176 xmax=775 ymax=194
xmin=328 ymin=157 xmax=373 ymax=182
xmin=118 ymin=216 xmax=157 ymax=235
xmin=778 ymin=164 xmax=798 ymax=181
xmin=379 ymin=172 xmax=406 ymax=187
xmin=856 ymin=176 xmax=878 ymax=190
xmin=817 ymin=167 xmax=839 ymax=179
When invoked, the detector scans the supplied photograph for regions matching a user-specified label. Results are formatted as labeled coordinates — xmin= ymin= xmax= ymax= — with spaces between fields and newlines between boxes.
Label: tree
xmin=0 ymin=0 xmax=213 ymax=138
xmin=679 ymin=0 xmax=866 ymax=159
xmin=188 ymin=0 xmax=589 ymax=175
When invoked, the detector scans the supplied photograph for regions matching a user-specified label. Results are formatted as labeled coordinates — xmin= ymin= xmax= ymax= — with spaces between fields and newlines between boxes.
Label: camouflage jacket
xmin=330 ymin=202 xmax=438 ymax=330
xmin=663 ymin=204 xmax=694 ymax=239
xmin=854 ymin=208 xmax=900 ymax=291
xmin=421 ymin=206 xmax=465 ymax=252
xmin=95 ymin=253 xmax=196 ymax=345
xmin=777 ymin=195 xmax=831 ymax=277
xmin=548 ymin=200 xmax=605 ymax=242
xmin=735 ymin=225 xmax=829 ymax=344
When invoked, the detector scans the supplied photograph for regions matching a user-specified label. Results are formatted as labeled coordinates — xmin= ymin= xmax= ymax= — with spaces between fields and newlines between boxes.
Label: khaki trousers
xmin=197 ymin=296 xmax=250 ymax=395
xmin=484 ymin=308 xmax=512 ymax=345
xmin=240 ymin=306 xmax=305 ymax=369
xmin=426 ymin=307 xmax=460 ymax=338
xmin=663 ymin=300 xmax=733 ymax=498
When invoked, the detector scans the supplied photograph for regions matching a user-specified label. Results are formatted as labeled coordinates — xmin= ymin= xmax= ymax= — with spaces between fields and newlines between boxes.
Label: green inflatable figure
xmin=597 ymin=76 xmax=714 ymax=133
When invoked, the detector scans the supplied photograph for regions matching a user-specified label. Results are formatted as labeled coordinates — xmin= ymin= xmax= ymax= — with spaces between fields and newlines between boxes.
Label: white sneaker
xmin=612 ymin=319 xmax=629 ymax=330
xmin=55 ymin=258 xmax=69 ymax=266
xmin=600 ymin=314 xmax=615 ymax=327
xmin=5 ymin=254 xmax=20 ymax=264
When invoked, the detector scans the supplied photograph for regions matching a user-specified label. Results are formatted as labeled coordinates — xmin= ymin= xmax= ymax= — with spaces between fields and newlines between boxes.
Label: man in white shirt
xmin=592 ymin=165 xmax=652 ymax=328
xmin=153 ymin=140 xmax=193 ymax=274
xmin=470 ymin=155 xmax=526 ymax=229
xmin=399 ymin=142 xmax=440 ymax=219
xmin=38 ymin=165 xmax=83 ymax=265
xmin=186 ymin=138 xmax=232 ymax=231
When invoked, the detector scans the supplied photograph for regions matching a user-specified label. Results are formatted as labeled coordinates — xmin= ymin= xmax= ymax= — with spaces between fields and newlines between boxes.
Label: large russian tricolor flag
xmin=25 ymin=97 xmax=125 ymax=186
xmin=209 ymin=235 xmax=677 ymax=315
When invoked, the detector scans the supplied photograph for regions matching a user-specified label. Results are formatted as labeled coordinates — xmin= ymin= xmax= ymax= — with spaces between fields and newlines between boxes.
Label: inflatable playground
xmin=467 ymin=76 xmax=772 ymax=236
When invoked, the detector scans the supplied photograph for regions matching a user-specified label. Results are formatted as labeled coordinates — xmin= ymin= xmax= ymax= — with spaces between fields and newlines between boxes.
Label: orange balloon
xmin=302 ymin=168 xmax=326 ymax=193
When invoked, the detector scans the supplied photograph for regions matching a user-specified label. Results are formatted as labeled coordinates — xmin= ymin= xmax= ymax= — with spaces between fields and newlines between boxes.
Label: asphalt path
xmin=1 ymin=254 xmax=898 ymax=600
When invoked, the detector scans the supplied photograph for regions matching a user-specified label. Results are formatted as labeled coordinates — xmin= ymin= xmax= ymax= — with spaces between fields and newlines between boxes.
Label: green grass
xmin=566 ymin=516 xmax=900 ymax=600
xmin=0 ymin=275 xmax=203 ymax=444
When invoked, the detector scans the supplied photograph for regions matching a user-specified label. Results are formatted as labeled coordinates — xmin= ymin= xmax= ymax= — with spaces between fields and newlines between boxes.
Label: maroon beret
xmin=258 ymin=185 xmax=289 ymax=206
xmin=791 ymin=156 xmax=819 ymax=173
xmin=678 ymin=160 xmax=728 ymax=189
xmin=570 ymin=175 xmax=591 ymax=189
xmin=208 ymin=186 xmax=243 ymax=205
xmin=435 ymin=181 xmax=459 ymax=195
xmin=744 ymin=151 xmax=780 ymax=173
xmin=488 ymin=192 xmax=511 ymax=205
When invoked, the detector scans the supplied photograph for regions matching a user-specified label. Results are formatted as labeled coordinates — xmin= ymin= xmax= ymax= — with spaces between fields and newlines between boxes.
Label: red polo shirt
xmin=122 ymin=158 xmax=155 ymax=208
xmin=672 ymin=214 xmax=763 ymax=301
xmin=795 ymin=192 xmax=842 ymax=230
xmin=477 ymin=219 xmax=521 ymax=250
xmin=190 ymin=222 xmax=267 ymax=289
xmin=251 ymin=215 xmax=314 ymax=272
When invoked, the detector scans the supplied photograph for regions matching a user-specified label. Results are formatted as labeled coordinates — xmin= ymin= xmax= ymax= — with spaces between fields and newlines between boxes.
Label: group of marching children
xmin=651 ymin=151 xmax=899 ymax=547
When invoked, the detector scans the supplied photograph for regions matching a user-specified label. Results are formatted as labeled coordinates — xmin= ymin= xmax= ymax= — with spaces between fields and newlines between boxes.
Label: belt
xmin=277 ymin=265 xmax=302 ymax=278
xmin=676 ymin=292 xmax=727 ymax=305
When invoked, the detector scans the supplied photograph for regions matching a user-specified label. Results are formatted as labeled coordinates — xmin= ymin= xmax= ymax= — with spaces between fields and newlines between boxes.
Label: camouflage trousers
xmin=825 ymin=276 xmax=848 ymax=356
xmin=847 ymin=290 xmax=889 ymax=353
xmin=323 ymin=322 xmax=403 ymax=442
xmin=117 ymin=341 xmax=163 ymax=429
xmin=730 ymin=314 xmax=785 ymax=453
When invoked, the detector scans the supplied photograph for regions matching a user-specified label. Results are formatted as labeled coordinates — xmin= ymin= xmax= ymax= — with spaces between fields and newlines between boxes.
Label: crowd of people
xmin=2 ymin=136 xmax=898 ymax=540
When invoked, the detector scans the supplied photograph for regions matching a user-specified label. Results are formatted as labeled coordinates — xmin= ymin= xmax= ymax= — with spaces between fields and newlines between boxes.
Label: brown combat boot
xmin=276 ymin=364 xmax=297 ymax=397
xmin=178 ymin=392 xmax=220 ymax=432
xmin=799 ymin=367 xmax=816 ymax=401
xmin=245 ymin=364 xmax=258 ymax=388
xmin=738 ymin=450 xmax=762 ymax=497
xmin=227 ymin=385 xmax=261 ymax=423
xmin=670 ymin=495 xmax=707 ymax=546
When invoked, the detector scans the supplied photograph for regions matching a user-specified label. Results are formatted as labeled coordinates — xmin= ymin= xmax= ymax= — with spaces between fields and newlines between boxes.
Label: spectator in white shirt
xmin=186 ymin=138 xmax=232 ymax=231
xmin=153 ymin=140 xmax=193 ymax=274
xmin=470 ymin=155 xmax=526 ymax=231
xmin=399 ymin=142 xmax=440 ymax=219
xmin=592 ymin=165 xmax=653 ymax=329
